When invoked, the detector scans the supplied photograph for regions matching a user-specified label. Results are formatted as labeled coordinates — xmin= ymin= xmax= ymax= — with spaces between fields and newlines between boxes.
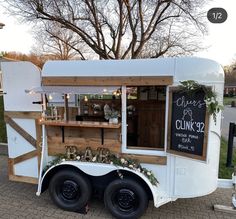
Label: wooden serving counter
xmin=39 ymin=120 xmax=121 ymax=129
xmin=39 ymin=119 xmax=121 ymax=146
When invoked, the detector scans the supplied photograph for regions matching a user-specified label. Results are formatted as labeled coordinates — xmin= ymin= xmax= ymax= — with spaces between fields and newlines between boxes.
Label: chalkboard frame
xmin=167 ymin=87 xmax=210 ymax=161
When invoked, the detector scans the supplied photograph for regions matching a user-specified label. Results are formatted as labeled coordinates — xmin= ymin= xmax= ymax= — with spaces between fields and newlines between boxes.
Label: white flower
xmin=204 ymin=98 xmax=212 ymax=105
xmin=129 ymin=164 xmax=134 ymax=168
xmin=61 ymin=158 xmax=65 ymax=162
xmin=92 ymin=156 xmax=97 ymax=162
xmin=76 ymin=156 xmax=80 ymax=160
xmin=147 ymin=171 xmax=151 ymax=176
xmin=120 ymin=158 xmax=125 ymax=164
xmin=210 ymin=97 xmax=216 ymax=104
xmin=124 ymin=160 xmax=128 ymax=165
xmin=137 ymin=168 xmax=141 ymax=172
xmin=110 ymin=161 xmax=113 ymax=165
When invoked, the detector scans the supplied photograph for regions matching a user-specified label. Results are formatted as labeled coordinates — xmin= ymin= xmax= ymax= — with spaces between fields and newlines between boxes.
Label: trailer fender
xmin=38 ymin=161 xmax=159 ymax=205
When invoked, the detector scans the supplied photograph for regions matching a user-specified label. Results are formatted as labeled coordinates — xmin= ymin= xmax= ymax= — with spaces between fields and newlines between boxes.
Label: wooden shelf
xmin=39 ymin=120 xmax=121 ymax=129
xmin=39 ymin=120 xmax=121 ymax=145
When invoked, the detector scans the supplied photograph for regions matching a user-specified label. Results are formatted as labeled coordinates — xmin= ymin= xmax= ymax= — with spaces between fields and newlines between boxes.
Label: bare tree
xmin=3 ymin=0 xmax=207 ymax=59
xmin=34 ymin=22 xmax=86 ymax=60
xmin=3 ymin=51 xmax=45 ymax=68
xmin=224 ymin=59 xmax=236 ymax=86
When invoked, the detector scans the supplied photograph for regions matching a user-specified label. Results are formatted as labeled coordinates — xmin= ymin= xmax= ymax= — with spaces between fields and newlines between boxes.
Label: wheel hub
xmin=115 ymin=189 xmax=137 ymax=211
xmin=61 ymin=180 xmax=79 ymax=200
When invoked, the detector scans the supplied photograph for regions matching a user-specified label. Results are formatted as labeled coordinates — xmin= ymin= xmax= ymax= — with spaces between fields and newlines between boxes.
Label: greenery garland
xmin=43 ymin=152 xmax=159 ymax=186
xmin=179 ymin=80 xmax=223 ymax=123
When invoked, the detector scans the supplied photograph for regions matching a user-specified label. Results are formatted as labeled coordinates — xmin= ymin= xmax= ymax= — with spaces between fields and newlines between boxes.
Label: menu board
xmin=168 ymin=88 xmax=209 ymax=160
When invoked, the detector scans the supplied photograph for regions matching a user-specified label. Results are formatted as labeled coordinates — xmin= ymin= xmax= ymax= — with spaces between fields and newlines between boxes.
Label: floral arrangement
xmin=108 ymin=154 xmax=158 ymax=186
xmin=179 ymin=80 xmax=223 ymax=123
xmin=104 ymin=104 xmax=120 ymax=120
xmin=107 ymin=110 xmax=120 ymax=119
xmin=43 ymin=150 xmax=159 ymax=186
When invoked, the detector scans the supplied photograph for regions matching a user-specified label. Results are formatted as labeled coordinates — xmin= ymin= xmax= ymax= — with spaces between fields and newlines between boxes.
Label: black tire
xmin=49 ymin=170 xmax=91 ymax=212
xmin=104 ymin=178 xmax=148 ymax=219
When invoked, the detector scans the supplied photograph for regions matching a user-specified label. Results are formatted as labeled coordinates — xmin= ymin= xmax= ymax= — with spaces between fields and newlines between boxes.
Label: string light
xmin=113 ymin=88 xmax=121 ymax=96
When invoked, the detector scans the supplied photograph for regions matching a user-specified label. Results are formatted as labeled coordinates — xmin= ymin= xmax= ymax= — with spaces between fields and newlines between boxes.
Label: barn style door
xmin=2 ymin=62 xmax=42 ymax=184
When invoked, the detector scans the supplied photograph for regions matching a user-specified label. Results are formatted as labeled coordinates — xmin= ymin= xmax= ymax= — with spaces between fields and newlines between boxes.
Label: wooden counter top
xmin=39 ymin=120 xmax=121 ymax=129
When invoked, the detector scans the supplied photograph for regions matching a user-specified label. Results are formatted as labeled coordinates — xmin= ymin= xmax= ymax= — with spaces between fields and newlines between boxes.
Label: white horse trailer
xmin=1 ymin=57 xmax=224 ymax=218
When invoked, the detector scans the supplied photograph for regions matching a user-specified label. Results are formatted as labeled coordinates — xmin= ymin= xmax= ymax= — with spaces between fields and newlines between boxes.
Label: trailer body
xmin=1 ymin=57 xmax=224 ymax=218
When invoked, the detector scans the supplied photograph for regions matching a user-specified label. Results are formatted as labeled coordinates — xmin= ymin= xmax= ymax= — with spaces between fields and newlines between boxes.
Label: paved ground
xmin=0 ymin=143 xmax=7 ymax=155
xmin=0 ymin=155 xmax=235 ymax=219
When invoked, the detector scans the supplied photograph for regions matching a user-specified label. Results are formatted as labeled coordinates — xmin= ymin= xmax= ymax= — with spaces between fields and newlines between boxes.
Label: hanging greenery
xmin=43 ymin=147 xmax=159 ymax=186
xmin=179 ymin=80 xmax=223 ymax=123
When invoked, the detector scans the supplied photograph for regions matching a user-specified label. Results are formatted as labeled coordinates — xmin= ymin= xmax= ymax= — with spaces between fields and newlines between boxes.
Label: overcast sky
xmin=195 ymin=0 xmax=236 ymax=66
xmin=0 ymin=0 xmax=235 ymax=66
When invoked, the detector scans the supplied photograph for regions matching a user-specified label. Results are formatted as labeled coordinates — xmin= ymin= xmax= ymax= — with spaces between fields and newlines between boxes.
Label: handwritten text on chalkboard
xmin=169 ymin=90 xmax=207 ymax=157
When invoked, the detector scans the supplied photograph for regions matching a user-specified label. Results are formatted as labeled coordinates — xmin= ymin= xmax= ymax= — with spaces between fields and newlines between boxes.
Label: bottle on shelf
xmin=53 ymin=106 xmax=58 ymax=120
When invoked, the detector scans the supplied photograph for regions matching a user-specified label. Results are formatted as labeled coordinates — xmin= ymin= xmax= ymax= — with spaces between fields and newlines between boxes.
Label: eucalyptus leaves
xmin=104 ymin=104 xmax=120 ymax=120
xmin=44 ymin=147 xmax=159 ymax=186
xmin=108 ymin=155 xmax=158 ymax=186
xmin=179 ymin=80 xmax=223 ymax=123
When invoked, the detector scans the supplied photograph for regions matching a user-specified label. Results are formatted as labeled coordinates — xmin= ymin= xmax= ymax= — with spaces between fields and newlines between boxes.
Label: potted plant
xmin=104 ymin=104 xmax=119 ymax=124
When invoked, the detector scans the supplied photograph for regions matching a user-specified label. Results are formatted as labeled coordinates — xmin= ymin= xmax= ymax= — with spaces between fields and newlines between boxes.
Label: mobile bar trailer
xmin=1 ymin=57 xmax=224 ymax=218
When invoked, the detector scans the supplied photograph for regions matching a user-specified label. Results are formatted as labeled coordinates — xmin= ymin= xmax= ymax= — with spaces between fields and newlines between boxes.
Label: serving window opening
xmin=126 ymin=86 xmax=166 ymax=150
xmin=44 ymin=87 xmax=121 ymax=122
xmin=39 ymin=86 xmax=122 ymax=156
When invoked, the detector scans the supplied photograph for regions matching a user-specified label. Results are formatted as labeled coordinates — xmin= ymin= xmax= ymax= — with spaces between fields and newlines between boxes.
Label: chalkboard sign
xmin=168 ymin=88 xmax=209 ymax=160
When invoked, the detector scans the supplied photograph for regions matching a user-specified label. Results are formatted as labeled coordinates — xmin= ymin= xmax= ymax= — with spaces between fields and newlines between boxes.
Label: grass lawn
xmin=223 ymin=96 xmax=236 ymax=105
xmin=218 ymin=137 xmax=236 ymax=179
xmin=0 ymin=96 xmax=7 ymax=143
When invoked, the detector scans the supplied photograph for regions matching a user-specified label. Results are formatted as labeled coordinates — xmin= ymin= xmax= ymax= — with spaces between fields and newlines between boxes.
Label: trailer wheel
xmin=49 ymin=170 xmax=91 ymax=212
xmin=104 ymin=179 xmax=148 ymax=219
